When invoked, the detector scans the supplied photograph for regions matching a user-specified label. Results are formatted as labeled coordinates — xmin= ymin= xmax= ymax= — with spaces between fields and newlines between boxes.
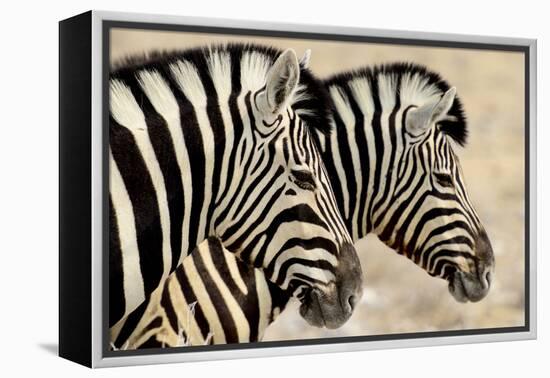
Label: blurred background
xmin=110 ymin=28 xmax=525 ymax=341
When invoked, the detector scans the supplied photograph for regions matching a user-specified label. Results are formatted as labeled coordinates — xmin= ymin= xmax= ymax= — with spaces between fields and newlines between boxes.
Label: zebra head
xmin=321 ymin=64 xmax=494 ymax=303
xmin=374 ymin=70 xmax=494 ymax=303
xmin=215 ymin=47 xmax=362 ymax=328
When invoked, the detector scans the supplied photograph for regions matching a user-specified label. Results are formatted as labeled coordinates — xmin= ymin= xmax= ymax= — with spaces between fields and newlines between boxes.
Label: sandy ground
xmin=110 ymin=28 xmax=526 ymax=341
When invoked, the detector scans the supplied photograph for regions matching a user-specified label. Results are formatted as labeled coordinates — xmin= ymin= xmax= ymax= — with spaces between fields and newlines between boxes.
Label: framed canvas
xmin=59 ymin=10 xmax=537 ymax=368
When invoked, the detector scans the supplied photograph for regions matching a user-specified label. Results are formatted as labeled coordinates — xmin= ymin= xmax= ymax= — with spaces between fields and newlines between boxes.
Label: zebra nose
xmin=474 ymin=228 xmax=495 ymax=291
xmin=337 ymin=242 xmax=363 ymax=314
xmin=480 ymin=265 xmax=493 ymax=290
xmin=348 ymin=293 xmax=358 ymax=311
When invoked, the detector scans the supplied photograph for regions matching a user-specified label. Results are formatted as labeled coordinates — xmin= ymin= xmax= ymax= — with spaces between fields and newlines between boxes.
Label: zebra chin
xmin=448 ymin=269 xmax=492 ymax=303
xmin=298 ymin=242 xmax=363 ymax=329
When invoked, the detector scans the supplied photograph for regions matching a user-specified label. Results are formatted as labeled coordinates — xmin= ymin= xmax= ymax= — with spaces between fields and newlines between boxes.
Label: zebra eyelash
xmin=434 ymin=172 xmax=454 ymax=187
xmin=290 ymin=169 xmax=317 ymax=191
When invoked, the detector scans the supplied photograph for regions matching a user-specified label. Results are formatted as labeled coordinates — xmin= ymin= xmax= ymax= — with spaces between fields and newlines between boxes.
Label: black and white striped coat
xmin=111 ymin=237 xmax=289 ymax=348
xmin=109 ymin=44 xmax=362 ymax=331
xmin=111 ymin=62 xmax=496 ymax=349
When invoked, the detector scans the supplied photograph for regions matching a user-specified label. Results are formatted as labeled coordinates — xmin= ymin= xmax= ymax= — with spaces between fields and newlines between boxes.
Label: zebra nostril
xmin=348 ymin=294 xmax=358 ymax=311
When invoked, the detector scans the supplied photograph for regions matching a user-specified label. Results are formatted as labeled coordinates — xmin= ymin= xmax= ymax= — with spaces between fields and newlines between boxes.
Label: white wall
xmin=0 ymin=0 xmax=546 ymax=376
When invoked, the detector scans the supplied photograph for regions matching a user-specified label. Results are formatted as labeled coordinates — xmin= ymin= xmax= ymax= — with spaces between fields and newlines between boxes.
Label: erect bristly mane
xmin=111 ymin=43 xmax=333 ymax=136
xmin=324 ymin=62 xmax=467 ymax=146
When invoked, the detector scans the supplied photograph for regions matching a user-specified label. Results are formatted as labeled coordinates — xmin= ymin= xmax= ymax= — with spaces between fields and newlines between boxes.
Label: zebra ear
xmin=261 ymin=49 xmax=300 ymax=114
xmin=299 ymin=49 xmax=311 ymax=68
xmin=406 ymin=87 xmax=457 ymax=136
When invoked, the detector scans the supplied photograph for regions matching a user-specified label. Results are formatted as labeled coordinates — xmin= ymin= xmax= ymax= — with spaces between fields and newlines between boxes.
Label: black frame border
xmin=59 ymin=11 xmax=93 ymax=367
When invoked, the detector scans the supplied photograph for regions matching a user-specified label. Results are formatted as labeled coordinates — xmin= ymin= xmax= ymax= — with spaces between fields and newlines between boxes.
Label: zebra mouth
xmin=298 ymin=287 xmax=354 ymax=329
xmin=448 ymin=270 xmax=492 ymax=303
xmin=299 ymin=289 xmax=327 ymax=328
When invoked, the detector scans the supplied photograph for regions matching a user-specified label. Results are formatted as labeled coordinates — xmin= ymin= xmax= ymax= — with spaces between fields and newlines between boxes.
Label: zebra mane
xmin=324 ymin=62 xmax=468 ymax=146
xmin=111 ymin=43 xmax=333 ymax=135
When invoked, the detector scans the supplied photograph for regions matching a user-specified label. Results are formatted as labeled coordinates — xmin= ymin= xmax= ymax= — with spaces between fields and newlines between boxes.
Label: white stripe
xmin=280 ymin=265 xmax=334 ymax=291
xmin=223 ymin=250 xmax=248 ymax=295
xmin=214 ymin=73 xmax=258 ymax=222
xmin=255 ymin=269 xmax=273 ymax=340
xmin=241 ymin=51 xmax=271 ymax=92
xmin=221 ymin=171 xmax=282 ymax=246
xmin=200 ymin=244 xmax=251 ymax=342
xmin=349 ymin=78 xmax=376 ymax=236
xmin=136 ymin=70 xmax=193 ymax=264
xmin=269 ymin=246 xmax=337 ymax=285
xmin=183 ymin=250 xmax=226 ymax=344
xmin=110 ymin=79 xmax=173 ymax=279
xmin=371 ymin=74 xmax=397 ymax=221
xmin=262 ymin=222 xmax=334 ymax=265
xmin=328 ymin=86 xmax=351 ymax=220
xmin=400 ymin=72 xmax=441 ymax=108
xmin=165 ymin=270 xmax=206 ymax=345
xmin=170 ymin=60 xmax=215 ymax=238
xmin=206 ymin=52 xmax=234 ymax=205
xmin=109 ymin=151 xmax=145 ymax=316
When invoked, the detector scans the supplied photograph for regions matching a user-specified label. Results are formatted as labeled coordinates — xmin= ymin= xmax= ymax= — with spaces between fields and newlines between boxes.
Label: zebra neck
xmin=318 ymin=112 xmax=399 ymax=243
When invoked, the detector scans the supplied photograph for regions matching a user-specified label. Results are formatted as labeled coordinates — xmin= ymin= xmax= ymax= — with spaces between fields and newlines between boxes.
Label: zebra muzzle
xmin=299 ymin=242 xmax=363 ymax=329
xmin=448 ymin=229 xmax=494 ymax=302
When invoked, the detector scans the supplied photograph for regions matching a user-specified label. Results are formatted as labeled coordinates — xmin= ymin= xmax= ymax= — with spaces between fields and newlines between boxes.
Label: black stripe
xmin=110 ymin=117 xmax=164 ymax=297
xmin=333 ymin=110 xmax=356 ymax=232
xmin=264 ymin=237 xmax=338 ymax=278
xmin=159 ymin=69 xmax=205 ymax=255
xmin=214 ymin=50 xmax=244 ymax=209
xmin=252 ymin=204 xmax=329 ymax=267
xmin=288 ymin=112 xmax=301 ymax=164
xmin=174 ymin=261 xmax=211 ymax=340
xmin=208 ymin=238 xmax=261 ymax=341
xmin=267 ymin=281 xmax=291 ymax=320
xmin=233 ymin=185 xmax=285 ymax=261
xmin=119 ymin=73 xmax=185 ymax=272
xmin=372 ymin=75 xmax=401 ymax=220
xmin=314 ymin=192 xmax=342 ymax=246
xmin=407 ymin=207 xmax=467 ymax=257
xmin=140 ymin=316 xmax=163 ymax=335
xmin=395 ymin=106 xmax=416 ymax=181
xmin=274 ymin=258 xmax=336 ymax=287
xmin=160 ymin=280 xmax=179 ymax=334
xmin=430 ymin=250 xmax=476 ymax=275
xmin=343 ymin=84 xmax=369 ymax=237
xmin=215 ymin=92 xmax=259 ymax=227
xmin=320 ymin=134 xmax=346 ymax=219
xmin=379 ymin=149 xmax=427 ymax=248
xmin=109 ymin=196 xmax=125 ymax=327
xmin=418 ymin=236 xmax=474 ymax=267
xmin=192 ymin=246 xmax=239 ymax=343
xmin=222 ymin=165 xmax=284 ymax=239
xmin=366 ymin=74 xmax=384 ymax=233
xmin=249 ymin=148 xmax=266 ymax=176
xmin=417 ymin=220 xmax=474 ymax=266
xmin=114 ymin=299 xmax=147 ymax=348
xmin=197 ymin=55 xmax=226 ymax=240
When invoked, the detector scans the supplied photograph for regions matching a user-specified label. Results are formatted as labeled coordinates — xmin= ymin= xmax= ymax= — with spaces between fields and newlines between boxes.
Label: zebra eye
xmin=434 ymin=172 xmax=454 ymax=188
xmin=291 ymin=169 xmax=317 ymax=191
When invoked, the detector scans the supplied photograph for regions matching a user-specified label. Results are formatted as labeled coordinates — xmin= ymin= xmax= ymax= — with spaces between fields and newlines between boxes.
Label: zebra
xmin=318 ymin=62 xmax=494 ymax=303
xmin=110 ymin=237 xmax=290 ymax=348
xmin=112 ymin=61 xmax=496 ymax=349
xmin=109 ymin=44 xmax=363 ymax=333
